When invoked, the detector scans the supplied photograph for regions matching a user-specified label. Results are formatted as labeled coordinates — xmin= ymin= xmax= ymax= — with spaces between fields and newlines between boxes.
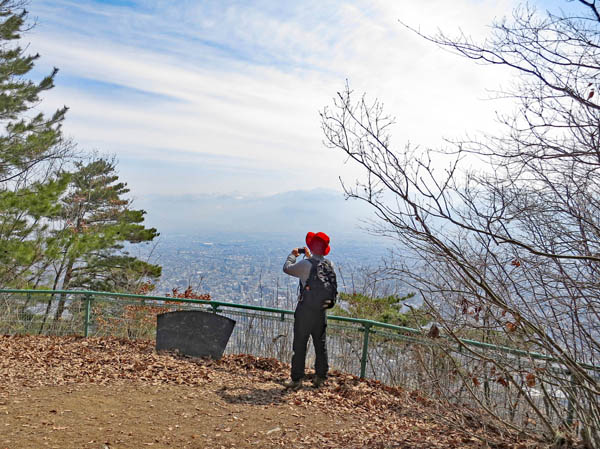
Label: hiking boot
xmin=312 ymin=376 xmax=326 ymax=388
xmin=283 ymin=380 xmax=302 ymax=390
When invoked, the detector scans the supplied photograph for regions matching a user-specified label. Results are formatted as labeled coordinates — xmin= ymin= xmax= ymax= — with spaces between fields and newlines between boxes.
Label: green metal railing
xmin=2 ymin=288 xmax=408 ymax=378
xmin=1 ymin=288 xmax=598 ymax=432
xmin=1 ymin=288 xmax=595 ymax=375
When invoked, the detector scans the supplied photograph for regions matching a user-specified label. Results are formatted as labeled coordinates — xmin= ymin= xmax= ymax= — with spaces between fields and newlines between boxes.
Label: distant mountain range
xmin=134 ymin=189 xmax=381 ymax=238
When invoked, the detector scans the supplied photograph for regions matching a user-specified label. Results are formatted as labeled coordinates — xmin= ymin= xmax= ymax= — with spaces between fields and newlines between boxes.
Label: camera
xmin=298 ymin=247 xmax=306 ymax=254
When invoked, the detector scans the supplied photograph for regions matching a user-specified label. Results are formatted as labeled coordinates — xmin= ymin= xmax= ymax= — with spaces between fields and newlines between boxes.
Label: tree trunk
xmin=38 ymin=257 xmax=66 ymax=335
xmin=53 ymin=258 xmax=74 ymax=322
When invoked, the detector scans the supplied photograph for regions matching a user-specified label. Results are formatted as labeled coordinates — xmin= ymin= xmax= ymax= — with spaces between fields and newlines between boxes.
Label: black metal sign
xmin=156 ymin=310 xmax=236 ymax=359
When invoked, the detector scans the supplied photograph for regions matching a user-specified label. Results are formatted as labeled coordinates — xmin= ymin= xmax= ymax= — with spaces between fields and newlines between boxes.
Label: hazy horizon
xmin=134 ymin=187 xmax=387 ymax=239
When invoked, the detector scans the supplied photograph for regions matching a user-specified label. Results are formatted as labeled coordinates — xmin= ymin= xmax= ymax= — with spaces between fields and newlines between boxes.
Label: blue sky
xmin=28 ymin=0 xmax=565 ymax=198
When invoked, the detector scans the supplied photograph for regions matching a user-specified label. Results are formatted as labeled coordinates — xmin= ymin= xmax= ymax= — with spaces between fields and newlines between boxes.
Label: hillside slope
xmin=0 ymin=335 xmax=538 ymax=449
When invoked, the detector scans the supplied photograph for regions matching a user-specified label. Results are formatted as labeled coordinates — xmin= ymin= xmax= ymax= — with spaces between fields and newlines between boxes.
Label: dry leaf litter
xmin=0 ymin=335 xmax=543 ymax=449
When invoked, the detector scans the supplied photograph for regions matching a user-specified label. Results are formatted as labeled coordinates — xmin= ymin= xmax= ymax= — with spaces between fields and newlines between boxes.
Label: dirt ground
xmin=0 ymin=335 xmax=540 ymax=449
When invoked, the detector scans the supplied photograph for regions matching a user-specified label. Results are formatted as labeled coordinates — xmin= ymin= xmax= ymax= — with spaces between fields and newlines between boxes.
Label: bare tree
xmin=321 ymin=1 xmax=600 ymax=446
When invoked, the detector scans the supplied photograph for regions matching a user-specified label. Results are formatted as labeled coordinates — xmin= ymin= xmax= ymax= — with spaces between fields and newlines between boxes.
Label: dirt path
xmin=0 ymin=335 xmax=537 ymax=449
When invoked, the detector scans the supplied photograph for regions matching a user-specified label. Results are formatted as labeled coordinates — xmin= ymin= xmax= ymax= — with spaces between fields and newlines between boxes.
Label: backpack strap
xmin=299 ymin=259 xmax=319 ymax=299
xmin=307 ymin=258 xmax=319 ymax=280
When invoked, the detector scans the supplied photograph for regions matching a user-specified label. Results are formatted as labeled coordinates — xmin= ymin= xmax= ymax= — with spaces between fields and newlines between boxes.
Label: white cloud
xmin=30 ymin=0 xmax=520 ymax=195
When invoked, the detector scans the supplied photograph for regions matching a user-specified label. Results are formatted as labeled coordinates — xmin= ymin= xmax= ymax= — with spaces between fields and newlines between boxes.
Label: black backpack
xmin=301 ymin=258 xmax=337 ymax=309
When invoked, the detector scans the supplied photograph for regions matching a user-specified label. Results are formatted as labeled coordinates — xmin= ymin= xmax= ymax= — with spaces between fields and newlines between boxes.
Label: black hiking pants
xmin=291 ymin=302 xmax=328 ymax=381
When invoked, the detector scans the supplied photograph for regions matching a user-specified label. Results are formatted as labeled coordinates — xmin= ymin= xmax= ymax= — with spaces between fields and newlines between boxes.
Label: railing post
xmin=211 ymin=303 xmax=220 ymax=314
xmin=566 ymin=371 xmax=574 ymax=427
xmin=360 ymin=323 xmax=371 ymax=379
xmin=84 ymin=294 xmax=92 ymax=337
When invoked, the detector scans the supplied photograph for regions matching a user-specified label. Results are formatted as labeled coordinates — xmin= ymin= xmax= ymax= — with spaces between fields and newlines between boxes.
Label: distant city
xmin=132 ymin=232 xmax=408 ymax=310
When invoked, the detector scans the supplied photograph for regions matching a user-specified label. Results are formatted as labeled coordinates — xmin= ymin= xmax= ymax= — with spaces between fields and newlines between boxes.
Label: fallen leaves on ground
xmin=0 ymin=335 xmax=543 ymax=448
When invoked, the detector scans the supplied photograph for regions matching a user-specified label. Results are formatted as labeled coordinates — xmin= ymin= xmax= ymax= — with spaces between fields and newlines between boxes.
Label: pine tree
xmin=49 ymin=157 xmax=161 ymax=321
xmin=0 ymin=2 xmax=162 ymax=331
xmin=0 ymin=1 xmax=70 ymax=287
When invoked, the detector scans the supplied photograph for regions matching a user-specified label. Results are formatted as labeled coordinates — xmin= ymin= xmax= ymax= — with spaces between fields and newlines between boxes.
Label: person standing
xmin=283 ymin=231 xmax=336 ymax=389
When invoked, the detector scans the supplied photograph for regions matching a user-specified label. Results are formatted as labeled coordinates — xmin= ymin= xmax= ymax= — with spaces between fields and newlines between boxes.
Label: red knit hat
xmin=306 ymin=231 xmax=330 ymax=256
